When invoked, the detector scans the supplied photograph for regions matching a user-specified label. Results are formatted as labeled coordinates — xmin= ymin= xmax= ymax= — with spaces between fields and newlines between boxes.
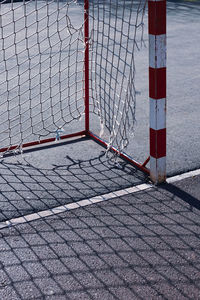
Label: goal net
xmin=0 ymin=0 xmax=146 ymax=156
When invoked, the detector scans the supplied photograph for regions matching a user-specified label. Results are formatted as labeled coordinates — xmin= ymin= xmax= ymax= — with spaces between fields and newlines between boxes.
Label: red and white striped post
xmin=148 ymin=0 xmax=166 ymax=183
xmin=84 ymin=0 xmax=90 ymax=133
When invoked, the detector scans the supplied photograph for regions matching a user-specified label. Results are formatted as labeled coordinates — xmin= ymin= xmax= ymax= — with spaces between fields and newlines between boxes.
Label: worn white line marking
xmin=0 ymin=182 xmax=152 ymax=229
xmin=167 ymin=169 xmax=200 ymax=184
xmin=0 ymin=168 xmax=199 ymax=230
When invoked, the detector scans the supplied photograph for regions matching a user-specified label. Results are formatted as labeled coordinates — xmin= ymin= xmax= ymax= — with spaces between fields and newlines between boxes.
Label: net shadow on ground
xmin=0 ymin=182 xmax=200 ymax=299
xmin=0 ymin=138 xmax=148 ymax=222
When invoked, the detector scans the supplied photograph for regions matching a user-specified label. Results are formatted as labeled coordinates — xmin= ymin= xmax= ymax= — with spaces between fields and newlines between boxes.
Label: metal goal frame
xmin=0 ymin=0 xmax=166 ymax=184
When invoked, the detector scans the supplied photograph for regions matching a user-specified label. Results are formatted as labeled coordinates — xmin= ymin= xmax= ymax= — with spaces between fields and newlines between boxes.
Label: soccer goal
xmin=0 ymin=0 xmax=166 ymax=183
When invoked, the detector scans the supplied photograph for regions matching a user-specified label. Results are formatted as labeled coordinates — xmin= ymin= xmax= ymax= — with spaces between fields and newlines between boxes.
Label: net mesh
xmin=0 ymin=0 xmax=146 ymax=155
xmin=89 ymin=0 xmax=146 ymax=152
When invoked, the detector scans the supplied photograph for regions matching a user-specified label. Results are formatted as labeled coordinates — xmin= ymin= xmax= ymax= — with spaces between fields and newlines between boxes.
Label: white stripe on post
xmin=150 ymin=157 xmax=166 ymax=183
xmin=150 ymin=98 xmax=166 ymax=131
xmin=149 ymin=34 xmax=166 ymax=68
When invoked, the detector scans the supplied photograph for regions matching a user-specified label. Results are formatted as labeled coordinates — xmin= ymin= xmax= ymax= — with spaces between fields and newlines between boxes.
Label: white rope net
xmin=89 ymin=0 xmax=146 ymax=153
xmin=0 ymin=0 xmax=146 ymax=155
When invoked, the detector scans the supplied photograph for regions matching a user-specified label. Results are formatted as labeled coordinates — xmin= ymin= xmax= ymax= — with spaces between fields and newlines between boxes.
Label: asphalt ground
xmin=0 ymin=0 xmax=199 ymax=299
xmin=0 ymin=172 xmax=199 ymax=299
xmin=0 ymin=138 xmax=148 ymax=223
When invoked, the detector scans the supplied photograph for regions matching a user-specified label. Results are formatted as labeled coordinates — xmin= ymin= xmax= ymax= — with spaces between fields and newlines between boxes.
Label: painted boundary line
xmin=166 ymin=168 xmax=200 ymax=183
xmin=0 ymin=168 xmax=200 ymax=230
xmin=0 ymin=183 xmax=152 ymax=230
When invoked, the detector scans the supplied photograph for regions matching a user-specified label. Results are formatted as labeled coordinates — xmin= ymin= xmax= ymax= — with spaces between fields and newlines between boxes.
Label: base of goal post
xmin=0 ymin=130 xmax=150 ymax=176
xmin=87 ymin=132 xmax=150 ymax=175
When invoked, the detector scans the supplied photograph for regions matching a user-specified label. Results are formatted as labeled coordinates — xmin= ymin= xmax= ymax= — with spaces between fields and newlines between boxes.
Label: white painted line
xmin=125 ymin=186 xmax=139 ymax=193
xmin=0 ymin=182 xmax=152 ymax=229
xmin=38 ymin=210 xmax=53 ymax=218
xmin=137 ymin=183 xmax=152 ymax=191
xmin=167 ymin=168 xmax=200 ymax=184
xmin=78 ymin=199 xmax=91 ymax=207
xmin=89 ymin=196 xmax=104 ymax=203
xmin=0 ymin=169 xmax=199 ymax=230
xmin=113 ymin=190 xmax=128 ymax=197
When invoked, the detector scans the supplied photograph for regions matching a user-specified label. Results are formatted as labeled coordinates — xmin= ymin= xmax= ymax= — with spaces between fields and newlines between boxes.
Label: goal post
xmin=84 ymin=0 xmax=89 ymax=134
xmin=0 ymin=0 xmax=166 ymax=183
xmin=85 ymin=0 xmax=167 ymax=183
xmin=149 ymin=0 xmax=167 ymax=183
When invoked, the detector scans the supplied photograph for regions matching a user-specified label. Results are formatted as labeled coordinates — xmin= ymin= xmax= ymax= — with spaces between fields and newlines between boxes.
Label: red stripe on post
xmin=150 ymin=128 xmax=166 ymax=158
xmin=148 ymin=0 xmax=166 ymax=35
xmin=149 ymin=67 xmax=166 ymax=99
